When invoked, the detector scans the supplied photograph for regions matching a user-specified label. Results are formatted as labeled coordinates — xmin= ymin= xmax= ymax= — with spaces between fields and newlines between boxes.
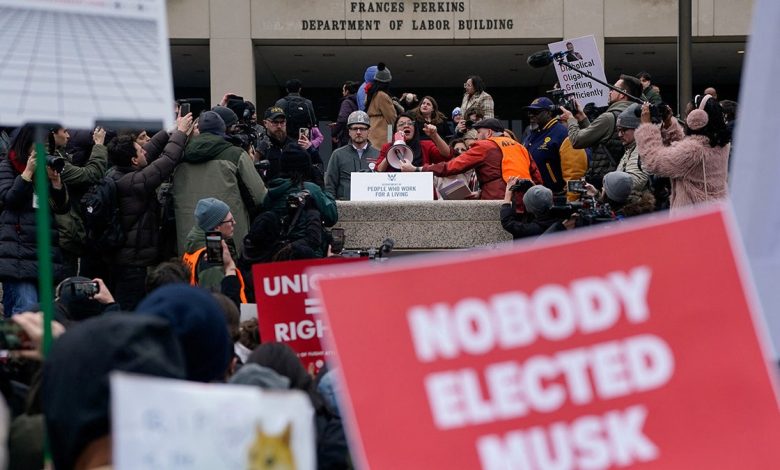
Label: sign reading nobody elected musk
xmin=350 ymin=172 xmax=434 ymax=201
xmin=252 ymin=258 xmax=365 ymax=374
xmin=314 ymin=206 xmax=780 ymax=470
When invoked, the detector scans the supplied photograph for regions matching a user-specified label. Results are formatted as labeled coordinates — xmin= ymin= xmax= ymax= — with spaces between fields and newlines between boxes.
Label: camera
xmin=549 ymin=195 xmax=615 ymax=227
xmin=46 ymin=154 xmax=65 ymax=173
xmin=463 ymin=120 xmax=474 ymax=130
xmin=0 ymin=321 xmax=24 ymax=351
xmin=509 ymin=179 xmax=534 ymax=193
xmin=633 ymin=102 xmax=670 ymax=124
xmin=286 ymin=190 xmax=311 ymax=213
xmin=548 ymin=89 xmax=578 ymax=116
xmin=68 ymin=280 xmax=99 ymax=300
xmin=567 ymin=179 xmax=586 ymax=193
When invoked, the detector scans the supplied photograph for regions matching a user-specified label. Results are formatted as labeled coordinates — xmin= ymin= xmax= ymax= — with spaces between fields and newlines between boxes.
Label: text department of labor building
xmin=167 ymin=0 xmax=750 ymax=118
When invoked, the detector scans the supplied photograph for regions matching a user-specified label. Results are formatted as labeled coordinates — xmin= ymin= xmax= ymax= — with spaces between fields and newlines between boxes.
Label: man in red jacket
xmin=399 ymin=118 xmax=540 ymax=199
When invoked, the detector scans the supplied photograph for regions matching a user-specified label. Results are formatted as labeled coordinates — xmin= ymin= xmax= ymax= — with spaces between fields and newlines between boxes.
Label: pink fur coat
xmin=635 ymin=120 xmax=730 ymax=213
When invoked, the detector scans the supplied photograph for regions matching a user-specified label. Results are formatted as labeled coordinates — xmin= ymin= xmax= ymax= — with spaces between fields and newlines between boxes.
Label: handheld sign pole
xmin=33 ymin=125 xmax=54 ymax=357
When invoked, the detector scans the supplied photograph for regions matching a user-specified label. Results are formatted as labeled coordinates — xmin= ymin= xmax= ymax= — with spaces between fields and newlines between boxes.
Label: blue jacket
xmin=357 ymin=65 xmax=378 ymax=111
xmin=523 ymin=118 xmax=588 ymax=193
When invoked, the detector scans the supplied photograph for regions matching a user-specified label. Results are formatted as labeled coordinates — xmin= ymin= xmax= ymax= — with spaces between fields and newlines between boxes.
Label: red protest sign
xmin=315 ymin=206 xmax=780 ymax=470
xmin=252 ymin=257 xmax=365 ymax=374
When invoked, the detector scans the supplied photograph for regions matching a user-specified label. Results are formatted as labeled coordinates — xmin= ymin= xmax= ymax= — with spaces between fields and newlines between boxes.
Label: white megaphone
xmin=386 ymin=132 xmax=414 ymax=169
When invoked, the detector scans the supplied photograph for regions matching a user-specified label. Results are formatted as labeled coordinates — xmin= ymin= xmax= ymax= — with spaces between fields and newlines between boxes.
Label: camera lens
xmin=46 ymin=155 xmax=65 ymax=173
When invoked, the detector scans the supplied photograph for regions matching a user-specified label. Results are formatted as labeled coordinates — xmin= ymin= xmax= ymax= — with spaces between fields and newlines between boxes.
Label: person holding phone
xmin=181 ymin=197 xmax=248 ymax=306
xmin=0 ymin=125 xmax=71 ymax=315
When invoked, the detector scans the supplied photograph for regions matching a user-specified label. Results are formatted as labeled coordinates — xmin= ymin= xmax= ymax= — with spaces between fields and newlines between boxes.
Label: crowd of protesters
xmin=0 ymin=58 xmax=734 ymax=468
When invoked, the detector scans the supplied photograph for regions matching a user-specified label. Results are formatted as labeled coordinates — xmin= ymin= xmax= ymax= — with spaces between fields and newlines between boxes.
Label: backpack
xmin=79 ymin=173 xmax=126 ymax=254
xmin=283 ymin=96 xmax=313 ymax=137
xmin=584 ymin=110 xmax=623 ymax=189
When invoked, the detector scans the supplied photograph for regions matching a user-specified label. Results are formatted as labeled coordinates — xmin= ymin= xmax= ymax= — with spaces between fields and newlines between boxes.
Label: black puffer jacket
xmin=0 ymin=157 xmax=70 ymax=281
xmin=110 ymin=130 xmax=187 ymax=267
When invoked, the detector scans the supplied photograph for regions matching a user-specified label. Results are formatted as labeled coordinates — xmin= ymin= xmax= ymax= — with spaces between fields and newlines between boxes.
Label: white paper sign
xmin=0 ymin=0 xmax=174 ymax=129
xmin=111 ymin=373 xmax=315 ymax=470
xmin=731 ymin=0 xmax=780 ymax=357
xmin=548 ymin=35 xmax=610 ymax=108
xmin=350 ymin=172 xmax=434 ymax=201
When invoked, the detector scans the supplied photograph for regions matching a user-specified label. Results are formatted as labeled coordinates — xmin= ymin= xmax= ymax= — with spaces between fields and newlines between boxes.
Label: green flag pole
xmin=33 ymin=125 xmax=54 ymax=357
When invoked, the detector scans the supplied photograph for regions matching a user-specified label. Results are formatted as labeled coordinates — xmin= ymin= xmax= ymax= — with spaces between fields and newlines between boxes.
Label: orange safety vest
xmin=182 ymin=247 xmax=248 ymax=303
xmin=489 ymin=135 xmax=533 ymax=182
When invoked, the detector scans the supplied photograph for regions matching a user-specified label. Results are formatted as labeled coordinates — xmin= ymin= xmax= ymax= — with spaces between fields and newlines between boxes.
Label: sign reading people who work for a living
xmin=351 ymin=172 xmax=434 ymax=201
xmin=312 ymin=205 xmax=780 ymax=470
xmin=0 ymin=0 xmax=174 ymax=129
xmin=548 ymin=35 xmax=610 ymax=108
xmin=252 ymin=257 xmax=366 ymax=375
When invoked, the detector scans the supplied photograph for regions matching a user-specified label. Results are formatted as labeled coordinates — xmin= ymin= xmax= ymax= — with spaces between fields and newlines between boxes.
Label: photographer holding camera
xmin=1 ymin=126 xmax=71 ymax=315
xmin=500 ymin=181 xmax=568 ymax=239
xmin=245 ymin=144 xmax=337 ymax=262
xmin=53 ymin=277 xmax=119 ymax=325
xmin=579 ymin=171 xmax=655 ymax=218
xmin=559 ymin=75 xmax=643 ymax=188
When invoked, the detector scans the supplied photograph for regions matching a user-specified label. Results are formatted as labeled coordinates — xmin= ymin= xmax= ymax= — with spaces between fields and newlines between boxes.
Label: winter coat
xmin=635 ymin=120 xmax=730 ymax=213
xmin=262 ymin=178 xmax=338 ymax=227
xmin=256 ymin=135 xmax=324 ymax=187
xmin=461 ymin=91 xmax=495 ymax=118
xmin=500 ymin=203 xmax=561 ymax=239
xmin=54 ymin=144 xmax=108 ymax=254
xmin=325 ymin=144 xmax=380 ymax=200
xmin=173 ymin=133 xmax=267 ymax=255
xmin=523 ymin=118 xmax=588 ymax=193
xmin=357 ymin=65 xmax=378 ymax=111
xmin=367 ymin=90 xmax=397 ymax=150
xmin=332 ymin=94 xmax=358 ymax=147
xmin=0 ymin=156 xmax=70 ymax=282
xmin=111 ymin=130 xmax=188 ymax=267
xmin=616 ymin=141 xmax=651 ymax=192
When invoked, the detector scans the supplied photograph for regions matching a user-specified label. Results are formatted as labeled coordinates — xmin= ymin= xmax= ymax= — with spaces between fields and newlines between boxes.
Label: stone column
xmin=563 ymin=0 xmax=605 ymax=65
xmin=209 ymin=0 xmax=255 ymax=106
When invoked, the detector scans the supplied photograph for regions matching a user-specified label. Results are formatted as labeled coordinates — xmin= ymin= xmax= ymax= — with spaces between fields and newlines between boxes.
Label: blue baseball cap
xmin=523 ymin=97 xmax=555 ymax=111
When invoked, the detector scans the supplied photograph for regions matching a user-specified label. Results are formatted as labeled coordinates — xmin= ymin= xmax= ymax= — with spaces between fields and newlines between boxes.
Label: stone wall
xmin=334 ymin=200 xmax=512 ymax=251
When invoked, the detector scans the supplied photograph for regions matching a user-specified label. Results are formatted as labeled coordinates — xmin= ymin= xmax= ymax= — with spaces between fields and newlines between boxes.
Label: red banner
xmin=315 ymin=206 xmax=780 ymax=470
xmin=252 ymin=257 xmax=365 ymax=374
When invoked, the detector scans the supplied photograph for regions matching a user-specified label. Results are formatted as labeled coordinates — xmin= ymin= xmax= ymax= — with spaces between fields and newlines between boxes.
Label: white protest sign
xmin=730 ymin=0 xmax=780 ymax=357
xmin=111 ymin=373 xmax=315 ymax=470
xmin=548 ymin=35 xmax=610 ymax=108
xmin=0 ymin=0 xmax=174 ymax=129
xmin=350 ymin=172 xmax=434 ymax=201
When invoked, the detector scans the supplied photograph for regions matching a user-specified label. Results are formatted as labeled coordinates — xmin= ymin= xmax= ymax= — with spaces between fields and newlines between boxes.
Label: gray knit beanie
xmin=522 ymin=185 xmax=554 ymax=215
xmin=603 ymin=171 xmax=634 ymax=203
xmin=617 ymin=104 xmax=641 ymax=129
xmin=374 ymin=63 xmax=392 ymax=83
xmin=198 ymin=111 xmax=226 ymax=136
xmin=194 ymin=198 xmax=230 ymax=231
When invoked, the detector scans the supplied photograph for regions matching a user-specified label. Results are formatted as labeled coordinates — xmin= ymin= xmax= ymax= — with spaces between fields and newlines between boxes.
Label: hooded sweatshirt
xmin=357 ymin=65 xmax=378 ymax=111
xmin=173 ymin=133 xmax=267 ymax=255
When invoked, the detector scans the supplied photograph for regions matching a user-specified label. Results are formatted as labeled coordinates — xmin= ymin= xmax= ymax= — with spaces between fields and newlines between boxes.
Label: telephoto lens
xmin=46 ymin=154 xmax=66 ymax=173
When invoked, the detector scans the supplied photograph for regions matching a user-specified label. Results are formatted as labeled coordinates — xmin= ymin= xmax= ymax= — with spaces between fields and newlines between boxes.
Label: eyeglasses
xmin=349 ymin=126 xmax=369 ymax=132
xmin=397 ymin=120 xmax=414 ymax=127
xmin=219 ymin=218 xmax=236 ymax=226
